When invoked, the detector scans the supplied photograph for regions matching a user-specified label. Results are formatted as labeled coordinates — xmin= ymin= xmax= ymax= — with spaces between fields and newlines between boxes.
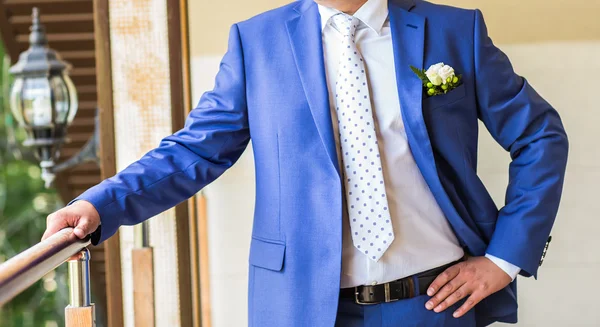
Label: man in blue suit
xmin=43 ymin=0 xmax=568 ymax=325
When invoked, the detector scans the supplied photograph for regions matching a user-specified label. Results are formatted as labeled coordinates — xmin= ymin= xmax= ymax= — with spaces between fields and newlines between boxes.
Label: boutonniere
xmin=410 ymin=63 xmax=462 ymax=97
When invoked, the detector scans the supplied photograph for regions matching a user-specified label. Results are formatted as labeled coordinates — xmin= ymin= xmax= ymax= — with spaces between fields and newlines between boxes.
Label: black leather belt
xmin=339 ymin=260 xmax=460 ymax=305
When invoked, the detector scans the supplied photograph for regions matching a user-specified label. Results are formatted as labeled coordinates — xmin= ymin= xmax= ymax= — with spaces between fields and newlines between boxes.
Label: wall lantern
xmin=8 ymin=8 xmax=98 ymax=187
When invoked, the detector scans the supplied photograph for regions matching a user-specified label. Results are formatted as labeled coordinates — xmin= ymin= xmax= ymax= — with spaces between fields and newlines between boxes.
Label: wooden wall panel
xmin=167 ymin=0 xmax=194 ymax=325
xmin=93 ymin=0 xmax=124 ymax=326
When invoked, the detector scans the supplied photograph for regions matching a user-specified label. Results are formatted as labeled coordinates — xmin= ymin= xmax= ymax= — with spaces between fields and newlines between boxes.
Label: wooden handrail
xmin=0 ymin=228 xmax=91 ymax=306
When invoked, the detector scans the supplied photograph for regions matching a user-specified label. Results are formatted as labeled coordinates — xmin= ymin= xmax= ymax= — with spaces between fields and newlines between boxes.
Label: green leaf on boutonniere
xmin=410 ymin=65 xmax=428 ymax=84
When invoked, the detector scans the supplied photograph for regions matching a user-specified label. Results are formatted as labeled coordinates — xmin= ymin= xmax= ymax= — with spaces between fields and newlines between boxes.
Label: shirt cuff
xmin=485 ymin=253 xmax=521 ymax=281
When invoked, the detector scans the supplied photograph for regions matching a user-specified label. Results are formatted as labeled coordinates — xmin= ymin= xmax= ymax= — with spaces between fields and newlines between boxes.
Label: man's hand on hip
xmin=42 ymin=200 xmax=100 ymax=241
xmin=424 ymin=256 xmax=512 ymax=318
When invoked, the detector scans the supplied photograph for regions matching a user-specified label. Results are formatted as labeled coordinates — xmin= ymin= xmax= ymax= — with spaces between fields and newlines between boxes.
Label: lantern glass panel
xmin=9 ymin=78 xmax=24 ymax=125
xmin=63 ymin=74 xmax=78 ymax=124
xmin=50 ymin=74 xmax=70 ymax=124
xmin=21 ymin=77 xmax=52 ymax=127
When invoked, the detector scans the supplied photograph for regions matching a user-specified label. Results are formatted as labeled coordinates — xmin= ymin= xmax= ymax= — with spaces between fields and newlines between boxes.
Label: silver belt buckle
xmin=354 ymin=286 xmax=376 ymax=305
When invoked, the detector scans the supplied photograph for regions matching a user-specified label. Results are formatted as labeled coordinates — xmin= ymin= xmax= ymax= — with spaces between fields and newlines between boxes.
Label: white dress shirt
xmin=317 ymin=0 xmax=520 ymax=288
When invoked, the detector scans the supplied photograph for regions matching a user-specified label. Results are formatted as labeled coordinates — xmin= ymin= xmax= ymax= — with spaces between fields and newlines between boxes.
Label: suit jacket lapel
xmin=286 ymin=1 xmax=340 ymax=177
xmin=388 ymin=0 xmax=438 ymax=183
xmin=388 ymin=0 xmax=483 ymax=250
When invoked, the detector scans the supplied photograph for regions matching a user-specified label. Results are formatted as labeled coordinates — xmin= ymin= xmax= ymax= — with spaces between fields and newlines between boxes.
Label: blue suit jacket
xmin=77 ymin=0 xmax=568 ymax=325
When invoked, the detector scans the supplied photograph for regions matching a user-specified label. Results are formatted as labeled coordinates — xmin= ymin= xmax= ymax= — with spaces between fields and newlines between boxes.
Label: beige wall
xmin=188 ymin=0 xmax=290 ymax=56
xmin=432 ymin=0 xmax=600 ymax=44
xmin=190 ymin=0 xmax=600 ymax=56
xmin=187 ymin=1 xmax=600 ymax=326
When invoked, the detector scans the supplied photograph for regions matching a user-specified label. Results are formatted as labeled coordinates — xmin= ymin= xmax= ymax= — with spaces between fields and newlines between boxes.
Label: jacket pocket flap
xmin=249 ymin=237 xmax=286 ymax=271
xmin=423 ymin=83 xmax=467 ymax=110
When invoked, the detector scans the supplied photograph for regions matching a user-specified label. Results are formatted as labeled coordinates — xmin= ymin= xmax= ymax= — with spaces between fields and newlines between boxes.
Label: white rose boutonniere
xmin=411 ymin=62 xmax=462 ymax=97
xmin=425 ymin=63 xmax=444 ymax=86
xmin=437 ymin=65 xmax=455 ymax=84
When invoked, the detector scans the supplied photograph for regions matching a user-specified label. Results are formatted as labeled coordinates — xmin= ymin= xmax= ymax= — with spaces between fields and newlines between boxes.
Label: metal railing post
xmin=68 ymin=249 xmax=91 ymax=307
xmin=65 ymin=249 xmax=95 ymax=327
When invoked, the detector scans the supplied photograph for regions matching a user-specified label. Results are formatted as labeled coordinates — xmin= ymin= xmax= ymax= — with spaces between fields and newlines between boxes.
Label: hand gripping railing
xmin=0 ymin=228 xmax=95 ymax=326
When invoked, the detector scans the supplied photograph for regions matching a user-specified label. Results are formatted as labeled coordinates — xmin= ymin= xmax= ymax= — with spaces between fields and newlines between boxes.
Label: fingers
xmin=427 ymin=264 xmax=461 ymax=296
xmin=426 ymin=276 xmax=467 ymax=311
xmin=453 ymin=291 xmax=485 ymax=318
xmin=432 ymin=283 xmax=470 ymax=313
xmin=42 ymin=213 xmax=69 ymax=241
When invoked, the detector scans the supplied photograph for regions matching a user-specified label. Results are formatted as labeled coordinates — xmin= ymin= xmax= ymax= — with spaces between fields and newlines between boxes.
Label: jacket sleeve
xmin=472 ymin=9 xmax=568 ymax=278
xmin=74 ymin=24 xmax=250 ymax=245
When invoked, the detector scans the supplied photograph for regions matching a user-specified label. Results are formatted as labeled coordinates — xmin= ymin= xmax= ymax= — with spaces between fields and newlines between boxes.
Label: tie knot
xmin=332 ymin=13 xmax=359 ymax=40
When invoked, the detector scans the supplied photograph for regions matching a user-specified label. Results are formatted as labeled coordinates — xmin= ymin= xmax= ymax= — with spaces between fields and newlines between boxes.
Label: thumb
xmin=73 ymin=218 xmax=92 ymax=239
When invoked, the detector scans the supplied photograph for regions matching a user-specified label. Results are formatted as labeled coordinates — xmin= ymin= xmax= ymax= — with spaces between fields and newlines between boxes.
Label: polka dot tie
xmin=332 ymin=13 xmax=394 ymax=262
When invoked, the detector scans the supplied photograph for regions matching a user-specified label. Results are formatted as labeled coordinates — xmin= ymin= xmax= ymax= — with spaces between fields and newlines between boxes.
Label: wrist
xmin=485 ymin=253 xmax=520 ymax=281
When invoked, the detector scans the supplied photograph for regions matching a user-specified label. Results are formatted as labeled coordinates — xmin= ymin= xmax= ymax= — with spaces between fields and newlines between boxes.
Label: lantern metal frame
xmin=7 ymin=8 xmax=99 ymax=188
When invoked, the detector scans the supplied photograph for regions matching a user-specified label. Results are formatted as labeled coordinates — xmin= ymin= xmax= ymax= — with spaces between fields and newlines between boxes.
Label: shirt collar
xmin=317 ymin=0 xmax=388 ymax=35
